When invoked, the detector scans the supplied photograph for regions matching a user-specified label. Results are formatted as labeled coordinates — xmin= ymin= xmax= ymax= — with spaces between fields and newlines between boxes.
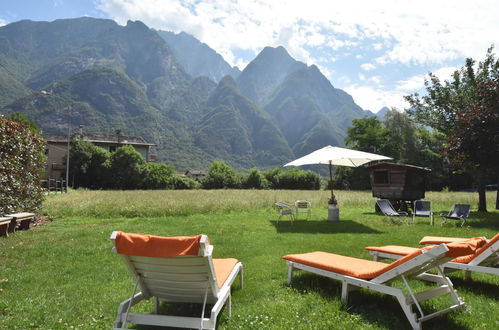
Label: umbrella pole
xmin=329 ymin=161 xmax=334 ymax=199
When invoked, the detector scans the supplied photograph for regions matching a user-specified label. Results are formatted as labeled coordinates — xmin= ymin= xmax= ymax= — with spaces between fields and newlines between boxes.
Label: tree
xmin=345 ymin=117 xmax=387 ymax=154
xmin=109 ymin=145 xmax=146 ymax=189
xmin=243 ymin=168 xmax=268 ymax=189
xmin=202 ymin=161 xmax=241 ymax=189
xmin=140 ymin=163 xmax=176 ymax=189
xmin=406 ymin=46 xmax=499 ymax=211
xmin=383 ymin=110 xmax=420 ymax=164
xmin=68 ymin=139 xmax=110 ymax=188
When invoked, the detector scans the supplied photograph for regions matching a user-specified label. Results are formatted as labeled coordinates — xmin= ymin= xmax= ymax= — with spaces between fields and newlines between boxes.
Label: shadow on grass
xmin=449 ymin=276 xmax=499 ymax=300
xmin=463 ymin=212 xmax=499 ymax=230
xmin=130 ymin=282 xmax=243 ymax=329
xmin=287 ymin=273 xmax=468 ymax=330
xmin=270 ymin=219 xmax=382 ymax=234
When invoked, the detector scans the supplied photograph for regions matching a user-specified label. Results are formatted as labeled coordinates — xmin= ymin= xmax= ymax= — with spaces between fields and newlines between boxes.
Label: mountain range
xmin=0 ymin=17 xmax=375 ymax=171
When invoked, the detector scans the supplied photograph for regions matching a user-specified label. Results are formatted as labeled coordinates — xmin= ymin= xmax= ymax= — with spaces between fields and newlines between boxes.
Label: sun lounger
xmin=283 ymin=238 xmax=486 ymax=330
xmin=111 ymin=231 xmax=243 ymax=330
xmin=366 ymin=234 xmax=498 ymax=280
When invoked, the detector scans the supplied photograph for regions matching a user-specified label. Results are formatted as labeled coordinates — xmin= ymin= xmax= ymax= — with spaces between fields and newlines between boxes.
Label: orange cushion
xmin=115 ymin=231 xmax=202 ymax=257
xmin=419 ymin=236 xmax=470 ymax=245
xmin=366 ymin=237 xmax=488 ymax=264
xmin=445 ymin=237 xmax=487 ymax=258
xmin=365 ymin=245 xmax=421 ymax=255
xmin=283 ymin=251 xmax=392 ymax=279
xmin=213 ymin=258 xmax=239 ymax=288
xmin=453 ymin=234 xmax=499 ymax=263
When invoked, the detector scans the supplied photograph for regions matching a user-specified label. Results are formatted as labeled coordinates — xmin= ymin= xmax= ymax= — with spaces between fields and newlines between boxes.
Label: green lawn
xmin=1 ymin=190 xmax=498 ymax=329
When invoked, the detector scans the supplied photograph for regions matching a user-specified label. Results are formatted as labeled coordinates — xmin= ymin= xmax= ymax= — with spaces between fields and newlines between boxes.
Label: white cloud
xmin=0 ymin=18 xmax=7 ymax=27
xmin=344 ymin=85 xmax=409 ymax=112
xmin=396 ymin=66 xmax=460 ymax=93
xmin=96 ymin=0 xmax=498 ymax=69
xmin=396 ymin=74 xmax=426 ymax=92
xmin=361 ymin=63 xmax=376 ymax=71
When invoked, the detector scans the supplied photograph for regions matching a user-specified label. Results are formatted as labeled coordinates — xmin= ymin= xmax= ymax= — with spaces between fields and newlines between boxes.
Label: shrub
xmin=109 ymin=145 xmax=146 ymax=189
xmin=170 ymin=176 xmax=200 ymax=190
xmin=69 ymin=139 xmax=111 ymax=188
xmin=140 ymin=163 xmax=176 ymax=189
xmin=202 ymin=161 xmax=241 ymax=189
xmin=243 ymin=168 xmax=269 ymax=189
xmin=0 ymin=117 xmax=46 ymax=213
xmin=264 ymin=167 xmax=321 ymax=190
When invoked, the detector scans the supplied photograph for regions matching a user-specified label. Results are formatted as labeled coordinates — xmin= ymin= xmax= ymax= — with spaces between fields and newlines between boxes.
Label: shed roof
xmin=368 ymin=162 xmax=431 ymax=172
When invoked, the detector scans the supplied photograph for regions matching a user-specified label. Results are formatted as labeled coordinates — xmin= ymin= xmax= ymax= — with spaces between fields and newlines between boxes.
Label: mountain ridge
xmin=0 ymin=17 xmax=372 ymax=171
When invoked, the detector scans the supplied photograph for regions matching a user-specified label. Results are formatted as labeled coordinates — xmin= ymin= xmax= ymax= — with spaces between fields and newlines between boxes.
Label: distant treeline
xmin=69 ymin=140 xmax=321 ymax=190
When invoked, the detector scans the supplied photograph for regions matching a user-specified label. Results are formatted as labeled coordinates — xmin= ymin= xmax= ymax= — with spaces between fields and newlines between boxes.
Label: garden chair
xmin=376 ymin=199 xmax=408 ymax=217
xmin=365 ymin=234 xmax=498 ymax=280
xmin=110 ymin=231 xmax=243 ymax=330
xmin=440 ymin=204 xmax=471 ymax=227
xmin=413 ymin=200 xmax=433 ymax=224
xmin=283 ymin=238 xmax=485 ymax=330
xmin=275 ymin=202 xmax=295 ymax=224
xmin=294 ymin=200 xmax=311 ymax=220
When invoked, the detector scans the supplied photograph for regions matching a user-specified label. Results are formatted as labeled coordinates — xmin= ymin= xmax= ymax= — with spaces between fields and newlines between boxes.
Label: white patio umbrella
xmin=284 ymin=145 xmax=392 ymax=201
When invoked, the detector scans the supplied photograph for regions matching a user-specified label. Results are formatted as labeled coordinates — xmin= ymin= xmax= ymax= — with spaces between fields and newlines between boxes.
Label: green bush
xmin=264 ymin=167 xmax=321 ymax=190
xmin=69 ymin=139 xmax=111 ymax=188
xmin=202 ymin=161 xmax=241 ymax=189
xmin=140 ymin=163 xmax=176 ymax=189
xmin=0 ymin=117 xmax=46 ymax=213
xmin=170 ymin=176 xmax=200 ymax=190
xmin=243 ymin=168 xmax=269 ymax=189
xmin=109 ymin=145 xmax=146 ymax=189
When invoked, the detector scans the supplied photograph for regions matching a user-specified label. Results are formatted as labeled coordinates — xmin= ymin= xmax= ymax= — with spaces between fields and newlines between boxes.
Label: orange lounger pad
xmin=213 ymin=258 xmax=240 ymax=288
xmin=283 ymin=250 xmax=424 ymax=279
xmin=365 ymin=245 xmax=421 ymax=255
xmin=419 ymin=236 xmax=470 ymax=245
xmin=115 ymin=231 xmax=203 ymax=257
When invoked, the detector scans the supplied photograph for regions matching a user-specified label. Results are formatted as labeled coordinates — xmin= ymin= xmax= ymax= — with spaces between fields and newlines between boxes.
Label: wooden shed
xmin=368 ymin=162 xmax=431 ymax=211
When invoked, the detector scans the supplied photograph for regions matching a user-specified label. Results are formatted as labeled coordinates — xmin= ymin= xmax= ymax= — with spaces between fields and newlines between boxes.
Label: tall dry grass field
xmin=42 ymin=189 xmax=497 ymax=218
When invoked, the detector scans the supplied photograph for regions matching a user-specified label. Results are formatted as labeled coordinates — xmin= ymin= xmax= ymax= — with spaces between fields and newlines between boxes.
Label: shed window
xmin=109 ymin=145 xmax=117 ymax=152
xmin=373 ymin=170 xmax=389 ymax=184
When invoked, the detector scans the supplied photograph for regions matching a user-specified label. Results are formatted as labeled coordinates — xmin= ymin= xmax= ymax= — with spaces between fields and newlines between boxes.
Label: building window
xmin=109 ymin=145 xmax=116 ymax=152
xmin=373 ymin=170 xmax=389 ymax=184
xmin=45 ymin=148 xmax=49 ymax=155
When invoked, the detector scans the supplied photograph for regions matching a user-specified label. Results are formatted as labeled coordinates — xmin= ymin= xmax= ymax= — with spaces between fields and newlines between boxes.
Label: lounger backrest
xmin=372 ymin=237 xmax=487 ymax=284
xmin=449 ymin=204 xmax=471 ymax=218
xmin=111 ymin=231 xmax=220 ymax=304
xmin=414 ymin=200 xmax=431 ymax=216
xmin=377 ymin=199 xmax=398 ymax=216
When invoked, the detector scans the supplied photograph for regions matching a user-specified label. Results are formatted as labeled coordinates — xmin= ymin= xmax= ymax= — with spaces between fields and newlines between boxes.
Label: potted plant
xmin=328 ymin=194 xmax=337 ymax=206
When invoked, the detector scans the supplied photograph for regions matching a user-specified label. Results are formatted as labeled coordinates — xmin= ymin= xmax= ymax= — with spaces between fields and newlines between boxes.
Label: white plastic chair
xmin=294 ymin=200 xmax=311 ymax=220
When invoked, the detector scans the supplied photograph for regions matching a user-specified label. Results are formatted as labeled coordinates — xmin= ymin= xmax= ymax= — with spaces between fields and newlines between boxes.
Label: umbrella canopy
xmin=284 ymin=145 xmax=392 ymax=202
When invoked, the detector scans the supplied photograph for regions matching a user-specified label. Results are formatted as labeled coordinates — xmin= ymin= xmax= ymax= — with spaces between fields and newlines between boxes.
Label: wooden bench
xmin=0 ymin=217 xmax=14 ymax=237
xmin=4 ymin=212 xmax=36 ymax=233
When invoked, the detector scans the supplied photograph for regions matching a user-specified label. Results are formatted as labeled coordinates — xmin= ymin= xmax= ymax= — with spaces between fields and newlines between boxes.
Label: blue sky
xmin=1 ymin=0 xmax=498 ymax=112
